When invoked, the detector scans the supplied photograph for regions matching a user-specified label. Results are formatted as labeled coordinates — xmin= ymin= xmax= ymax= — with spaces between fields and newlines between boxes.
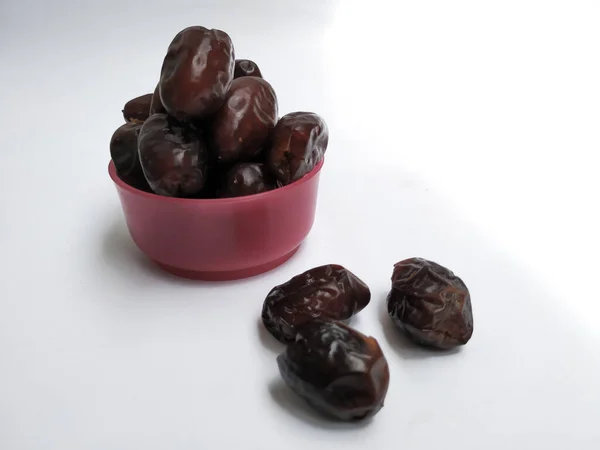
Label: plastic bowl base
xmin=152 ymin=246 xmax=300 ymax=281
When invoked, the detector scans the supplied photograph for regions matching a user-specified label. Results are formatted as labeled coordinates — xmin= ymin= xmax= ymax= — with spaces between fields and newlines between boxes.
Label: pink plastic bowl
xmin=108 ymin=160 xmax=324 ymax=281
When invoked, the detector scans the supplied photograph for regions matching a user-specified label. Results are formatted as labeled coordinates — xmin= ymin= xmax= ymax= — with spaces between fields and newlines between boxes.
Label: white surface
xmin=1 ymin=1 xmax=600 ymax=448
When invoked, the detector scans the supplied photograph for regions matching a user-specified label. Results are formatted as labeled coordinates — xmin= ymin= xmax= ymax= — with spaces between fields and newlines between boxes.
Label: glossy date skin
xmin=149 ymin=83 xmax=166 ymax=115
xmin=262 ymin=264 xmax=371 ymax=343
xmin=138 ymin=114 xmax=208 ymax=197
xmin=109 ymin=122 xmax=150 ymax=191
xmin=211 ymin=76 xmax=278 ymax=164
xmin=159 ymin=26 xmax=235 ymax=121
xmin=234 ymin=59 xmax=262 ymax=78
xmin=277 ymin=320 xmax=390 ymax=421
xmin=387 ymin=258 xmax=474 ymax=349
xmin=219 ymin=163 xmax=276 ymax=197
xmin=267 ymin=112 xmax=328 ymax=185
xmin=122 ymin=93 xmax=153 ymax=122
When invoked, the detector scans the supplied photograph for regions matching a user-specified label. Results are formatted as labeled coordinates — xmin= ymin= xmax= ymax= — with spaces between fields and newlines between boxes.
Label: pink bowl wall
xmin=108 ymin=160 xmax=324 ymax=280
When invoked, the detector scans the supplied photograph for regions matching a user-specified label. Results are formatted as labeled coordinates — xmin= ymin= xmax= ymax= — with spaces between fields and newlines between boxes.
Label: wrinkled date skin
xmin=234 ymin=59 xmax=262 ymax=78
xmin=138 ymin=114 xmax=208 ymax=197
xmin=262 ymin=264 xmax=371 ymax=343
xmin=219 ymin=163 xmax=276 ymax=197
xmin=109 ymin=122 xmax=150 ymax=191
xmin=267 ymin=112 xmax=328 ymax=185
xmin=211 ymin=76 xmax=278 ymax=164
xmin=159 ymin=26 xmax=235 ymax=121
xmin=122 ymin=93 xmax=153 ymax=122
xmin=149 ymin=84 xmax=166 ymax=115
xmin=277 ymin=320 xmax=390 ymax=421
xmin=387 ymin=258 xmax=474 ymax=349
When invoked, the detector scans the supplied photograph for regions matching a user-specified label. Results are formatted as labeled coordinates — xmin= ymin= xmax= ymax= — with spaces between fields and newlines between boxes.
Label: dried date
xmin=109 ymin=122 xmax=150 ymax=191
xmin=387 ymin=258 xmax=474 ymax=349
xmin=149 ymin=83 xmax=166 ymax=115
xmin=262 ymin=264 xmax=370 ymax=343
xmin=267 ymin=112 xmax=328 ymax=185
xmin=138 ymin=113 xmax=208 ymax=197
xmin=211 ymin=76 xmax=278 ymax=164
xmin=277 ymin=320 xmax=390 ymax=421
xmin=219 ymin=163 xmax=276 ymax=197
xmin=234 ymin=59 xmax=262 ymax=78
xmin=122 ymin=93 xmax=153 ymax=122
xmin=159 ymin=26 xmax=235 ymax=121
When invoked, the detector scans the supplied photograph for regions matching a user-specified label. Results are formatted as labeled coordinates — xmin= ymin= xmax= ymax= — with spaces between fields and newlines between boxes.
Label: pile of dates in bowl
xmin=110 ymin=25 xmax=328 ymax=199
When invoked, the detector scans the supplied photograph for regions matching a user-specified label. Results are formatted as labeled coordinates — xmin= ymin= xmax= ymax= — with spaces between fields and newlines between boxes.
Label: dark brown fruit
xmin=219 ymin=163 xmax=276 ymax=197
xmin=149 ymin=83 xmax=166 ymax=115
xmin=267 ymin=112 xmax=328 ymax=185
xmin=122 ymin=93 xmax=153 ymax=122
xmin=192 ymin=160 xmax=222 ymax=199
xmin=138 ymin=113 xmax=208 ymax=197
xmin=262 ymin=264 xmax=371 ymax=343
xmin=277 ymin=320 xmax=390 ymax=421
xmin=159 ymin=26 xmax=235 ymax=121
xmin=387 ymin=258 xmax=474 ymax=349
xmin=109 ymin=122 xmax=150 ymax=191
xmin=234 ymin=59 xmax=262 ymax=78
xmin=211 ymin=77 xmax=278 ymax=164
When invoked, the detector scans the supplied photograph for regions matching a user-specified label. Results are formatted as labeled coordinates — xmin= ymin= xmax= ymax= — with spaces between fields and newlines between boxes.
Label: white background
xmin=1 ymin=0 xmax=599 ymax=448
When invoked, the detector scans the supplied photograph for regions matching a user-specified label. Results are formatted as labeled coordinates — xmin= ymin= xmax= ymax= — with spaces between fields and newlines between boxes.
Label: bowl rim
xmin=108 ymin=158 xmax=324 ymax=204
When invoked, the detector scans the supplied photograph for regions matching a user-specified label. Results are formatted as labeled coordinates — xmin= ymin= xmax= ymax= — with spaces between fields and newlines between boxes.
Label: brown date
xmin=138 ymin=113 xmax=208 ymax=197
xmin=277 ymin=320 xmax=390 ymax=421
xmin=234 ymin=59 xmax=262 ymax=78
xmin=211 ymin=76 xmax=278 ymax=164
xmin=109 ymin=122 xmax=150 ymax=191
xmin=267 ymin=112 xmax=328 ymax=185
xmin=262 ymin=264 xmax=370 ymax=343
xmin=159 ymin=26 xmax=235 ymax=121
xmin=122 ymin=93 xmax=153 ymax=122
xmin=149 ymin=83 xmax=166 ymax=115
xmin=387 ymin=258 xmax=474 ymax=349
xmin=192 ymin=157 xmax=222 ymax=199
xmin=219 ymin=163 xmax=276 ymax=198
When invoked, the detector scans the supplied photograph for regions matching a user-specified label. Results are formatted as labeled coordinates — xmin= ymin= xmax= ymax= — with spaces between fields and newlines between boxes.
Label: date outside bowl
xmin=108 ymin=159 xmax=324 ymax=281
